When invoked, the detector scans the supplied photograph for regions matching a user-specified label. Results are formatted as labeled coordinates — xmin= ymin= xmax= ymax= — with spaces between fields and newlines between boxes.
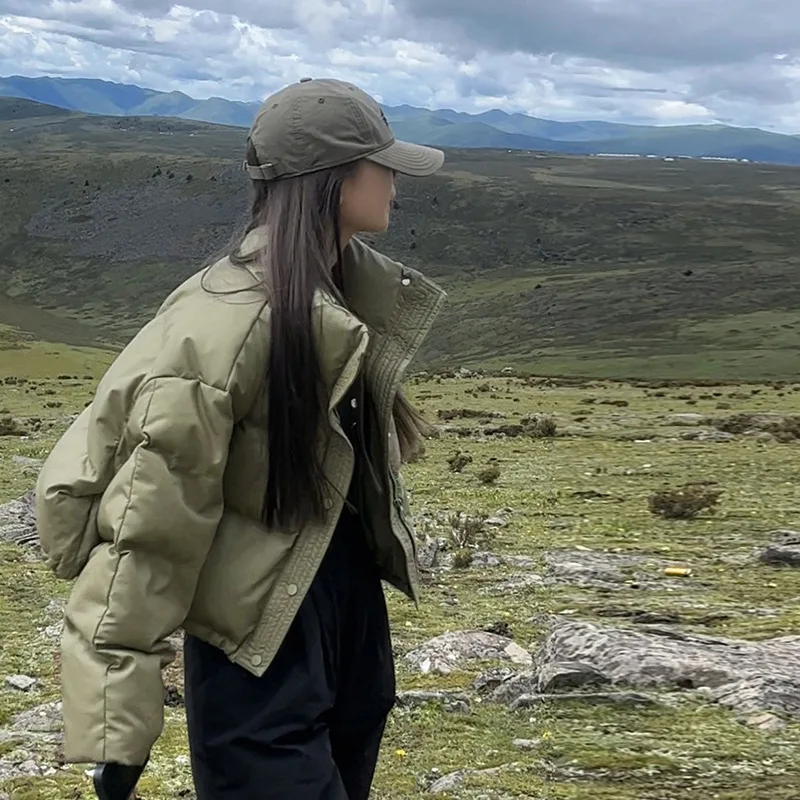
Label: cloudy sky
xmin=0 ymin=0 xmax=798 ymax=131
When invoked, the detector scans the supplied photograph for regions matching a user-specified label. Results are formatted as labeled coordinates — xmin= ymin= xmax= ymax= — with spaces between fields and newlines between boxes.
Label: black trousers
xmin=183 ymin=512 xmax=396 ymax=800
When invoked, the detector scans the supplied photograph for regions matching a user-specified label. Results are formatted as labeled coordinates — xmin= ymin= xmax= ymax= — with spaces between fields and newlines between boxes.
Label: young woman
xmin=35 ymin=77 xmax=446 ymax=800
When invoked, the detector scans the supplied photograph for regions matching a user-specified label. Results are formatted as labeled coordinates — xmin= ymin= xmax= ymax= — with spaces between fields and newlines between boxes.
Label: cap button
xmin=299 ymin=77 xmax=313 ymax=83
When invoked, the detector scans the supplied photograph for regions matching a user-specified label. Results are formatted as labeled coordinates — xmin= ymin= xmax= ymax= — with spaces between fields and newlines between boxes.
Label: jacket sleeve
xmin=58 ymin=375 xmax=233 ymax=765
xmin=35 ymin=404 xmax=112 ymax=579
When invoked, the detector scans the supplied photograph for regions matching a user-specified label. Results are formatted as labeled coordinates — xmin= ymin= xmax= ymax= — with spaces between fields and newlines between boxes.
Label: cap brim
xmin=367 ymin=139 xmax=445 ymax=177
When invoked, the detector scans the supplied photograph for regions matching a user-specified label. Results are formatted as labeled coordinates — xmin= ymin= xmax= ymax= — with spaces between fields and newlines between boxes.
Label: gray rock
xmin=537 ymin=661 xmax=610 ymax=693
xmin=470 ymin=552 xmax=537 ymax=570
xmin=537 ymin=618 xmax=800 ymax=722
xmin=404 ymin=631 xmax=533 ymax=675
xmin=489 ymin=671 xmax=539 ymax=705
xmin=512 ymin=739 xmax=540 ymax=750
xmin=480 ymin=574 xmax=545 ymax=597
xmin=511 ymin=691 xmax=659 ymax=711
xmin=5 ymin=701 xmax=63 ymax=737
xmin=680 ymin=429 xmax=735 ymax=443
xmin=11 ymin=456 xmax=44 ymax=470
xmin=543 ymin=549 xmax=662 ymax=590
xmin=428 ymin=770 xmax=468 ymax=794
xmin=5 ymin=675 xmax=37 ymax=692
xmin=484 ymin=516 xmax=508 ymax=528
xmin=427 ymin=765 xmax=516 ymax=795
xmin=0 ymin=490 xmax=40 ymax=550
xmin=709 ymin=676 xmax=800 ymax=719
xmin=759 ymin=543 xmax=800 ymax=567
xmin=396 ymin=690 xmax=471 ymax=713
xmin=472 ymin=667 xmax=517 ymax=695
xmin=0 ymin=702 xmax=63 ymax=782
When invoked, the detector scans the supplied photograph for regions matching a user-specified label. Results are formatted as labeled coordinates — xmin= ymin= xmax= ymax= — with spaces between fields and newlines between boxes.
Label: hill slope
xmin=3 ymin=74 xmax=800 ymax=165
xmin=3 ymin=99 xmax=800 ymax=380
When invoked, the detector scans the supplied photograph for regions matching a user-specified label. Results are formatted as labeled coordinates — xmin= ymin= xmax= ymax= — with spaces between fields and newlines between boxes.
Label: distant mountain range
xmin=3 ymin=74 xmax=800 ymax=165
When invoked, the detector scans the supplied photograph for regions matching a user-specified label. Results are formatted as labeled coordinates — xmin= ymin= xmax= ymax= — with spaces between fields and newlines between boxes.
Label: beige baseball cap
xmin=244 ymin=77 xmax=445 ymax=182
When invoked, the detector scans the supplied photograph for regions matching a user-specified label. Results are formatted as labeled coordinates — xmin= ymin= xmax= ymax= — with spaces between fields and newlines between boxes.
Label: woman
xmin=35 ymin=77 xmax=446 ymax=799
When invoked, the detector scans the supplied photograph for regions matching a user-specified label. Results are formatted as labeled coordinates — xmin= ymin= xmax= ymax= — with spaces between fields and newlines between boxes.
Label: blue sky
xmin=1 ymin=0 xmax=798 ymax=131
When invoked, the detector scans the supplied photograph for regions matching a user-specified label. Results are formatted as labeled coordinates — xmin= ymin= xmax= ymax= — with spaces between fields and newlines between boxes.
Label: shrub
xmin=447 ymin=512 xmax=486 ymax=548
xmin=452 ymin=548 xmax=475 ymax=569
xmin=438 ymin=408 xmax=502 ymax=421
xmin=523 ymin=414 xmax=557 ymax=438
xmin=0 ymin=416 xmax=27 ymax=437
xmin=478 ymin=465 xmax=501 ymax=486
xmin=448 ymin=451 xmax=472 ymax=472
xmin=648 ymin=483 xmax=722 ymax=520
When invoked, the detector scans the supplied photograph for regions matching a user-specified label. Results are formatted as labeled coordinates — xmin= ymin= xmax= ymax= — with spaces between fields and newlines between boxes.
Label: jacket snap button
xmin=287 ymin=583 xmax=298 ymax=596
xmin=401 ymin=277 xmax=411 ymax=286
xmin=251 ymin=655 xmax=262 ymax=666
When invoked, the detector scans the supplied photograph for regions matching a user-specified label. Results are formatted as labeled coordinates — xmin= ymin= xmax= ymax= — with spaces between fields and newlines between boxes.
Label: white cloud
xmin=0 ymin=0 xmax=797 ymax=131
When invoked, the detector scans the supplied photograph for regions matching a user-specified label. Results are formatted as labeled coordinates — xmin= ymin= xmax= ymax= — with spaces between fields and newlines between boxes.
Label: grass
xmin=4 ymin=107 xmax=800 ymax=379
xmin=2 ymin=350 xmax=800 ymax=798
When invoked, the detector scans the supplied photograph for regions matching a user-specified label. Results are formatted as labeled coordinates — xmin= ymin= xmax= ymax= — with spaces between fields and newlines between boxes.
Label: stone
xmin=7 ymin=702 xmax=63 ymax=735
xmin=480 ymin=574 xmax=545 ymax=596
xmin=0 ymin=490 xmax=40 ymax=550
xmin=11 ymin=456 xmax=44 ymax=470
xmin=427 ymin=764 xmax=516 ymax=795
xmin=537 ymin=661 xmax=610 ymax=693
xmin=759 ymin=543 xmax=800 ymax=567
xmin=428 ymin=770 xmax=467 ymax=794
xmin=510 ymin=691 xmax=659 ymax=711
xmin=537 ymin=618 xmax=800 ymax=723
xmin=472 ymin=667 xmax=517 ymax=695
xmin=404 ymin=631 xmax=533 ymax=675
xmin=488 ymin=671 xmax=539 ymax=705
xmin=543 ymin=549 xmax=662 ymax=590
xmin=396 ymin=690 xmax=471 ymax=713
xmin=512 ymin=738 xmax=540 ymax=750
xmin=484 ymin=516 xmax=508 ymax=528
xmin=680 ymin=429 xmax=735 ymax=443
xmin=470 ymin=552 xmax=537 ymax=570
xmin=5 ymin=675 xmax=37 ymax=692
xmin=0 ymin=702 xmax=63 ymax=782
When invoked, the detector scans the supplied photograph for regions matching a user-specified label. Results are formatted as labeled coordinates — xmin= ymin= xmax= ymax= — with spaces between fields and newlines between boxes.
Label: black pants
xmin=183 ymin=513 xmax=396 ymax=800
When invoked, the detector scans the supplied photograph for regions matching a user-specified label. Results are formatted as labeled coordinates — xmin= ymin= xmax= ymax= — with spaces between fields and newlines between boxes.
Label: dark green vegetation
xmin=4 ymin=74 xmax=800 ymax=164
xmin=3 ymin=98 xmax=800 ymax=380
xmin=3 ymin=363 xmax=800 ymax=799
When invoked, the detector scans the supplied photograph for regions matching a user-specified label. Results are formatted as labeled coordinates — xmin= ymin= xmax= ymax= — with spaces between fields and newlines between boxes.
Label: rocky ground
xmin=2 ymin=363 xmax=800 ymax=799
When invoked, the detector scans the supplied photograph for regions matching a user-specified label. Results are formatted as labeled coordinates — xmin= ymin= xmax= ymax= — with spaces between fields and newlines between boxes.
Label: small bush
xmin=448 ymin=451 xmax=472 ymax=472
xmin=649 ymin=483 xmax=722 ymax=520
xmin=478 ymin=465 xmax=501 ymax=486
xmin=0 ymin=416 xmax=27 ymax=437
xmin=452 ymin=548 xmax=475 ymax=569
xmin=523 ymin=414 xmax=557 ymax=438
xmin=447 ymin=512 xmax=486 ymax=548
xmin=438 ymin=408 xmax=502 ymax=421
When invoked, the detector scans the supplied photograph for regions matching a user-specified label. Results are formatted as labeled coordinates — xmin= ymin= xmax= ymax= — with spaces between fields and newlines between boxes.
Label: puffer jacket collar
xmin=236 ymin=226 xmax=427 ymax=334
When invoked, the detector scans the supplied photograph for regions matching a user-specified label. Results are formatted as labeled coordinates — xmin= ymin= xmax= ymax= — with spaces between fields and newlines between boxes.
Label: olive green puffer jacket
xmin=35 ymin=231 xmax=445 ymax=766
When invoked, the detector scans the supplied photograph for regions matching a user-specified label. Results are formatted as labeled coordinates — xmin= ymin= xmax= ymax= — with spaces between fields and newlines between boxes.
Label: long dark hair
xmin=226 ymin=142 xmax=430 ymax=530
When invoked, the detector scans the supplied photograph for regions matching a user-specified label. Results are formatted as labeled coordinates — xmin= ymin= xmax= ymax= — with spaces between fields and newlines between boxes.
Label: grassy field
xmin=2 ymin=336 xmax=799 ymax=799
xmin=4 ymin=101 xmax=800 ymax=380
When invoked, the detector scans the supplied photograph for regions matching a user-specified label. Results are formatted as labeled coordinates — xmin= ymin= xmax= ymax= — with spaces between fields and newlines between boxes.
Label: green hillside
xmin=3 ymin=99 xmax=800 ymax=381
